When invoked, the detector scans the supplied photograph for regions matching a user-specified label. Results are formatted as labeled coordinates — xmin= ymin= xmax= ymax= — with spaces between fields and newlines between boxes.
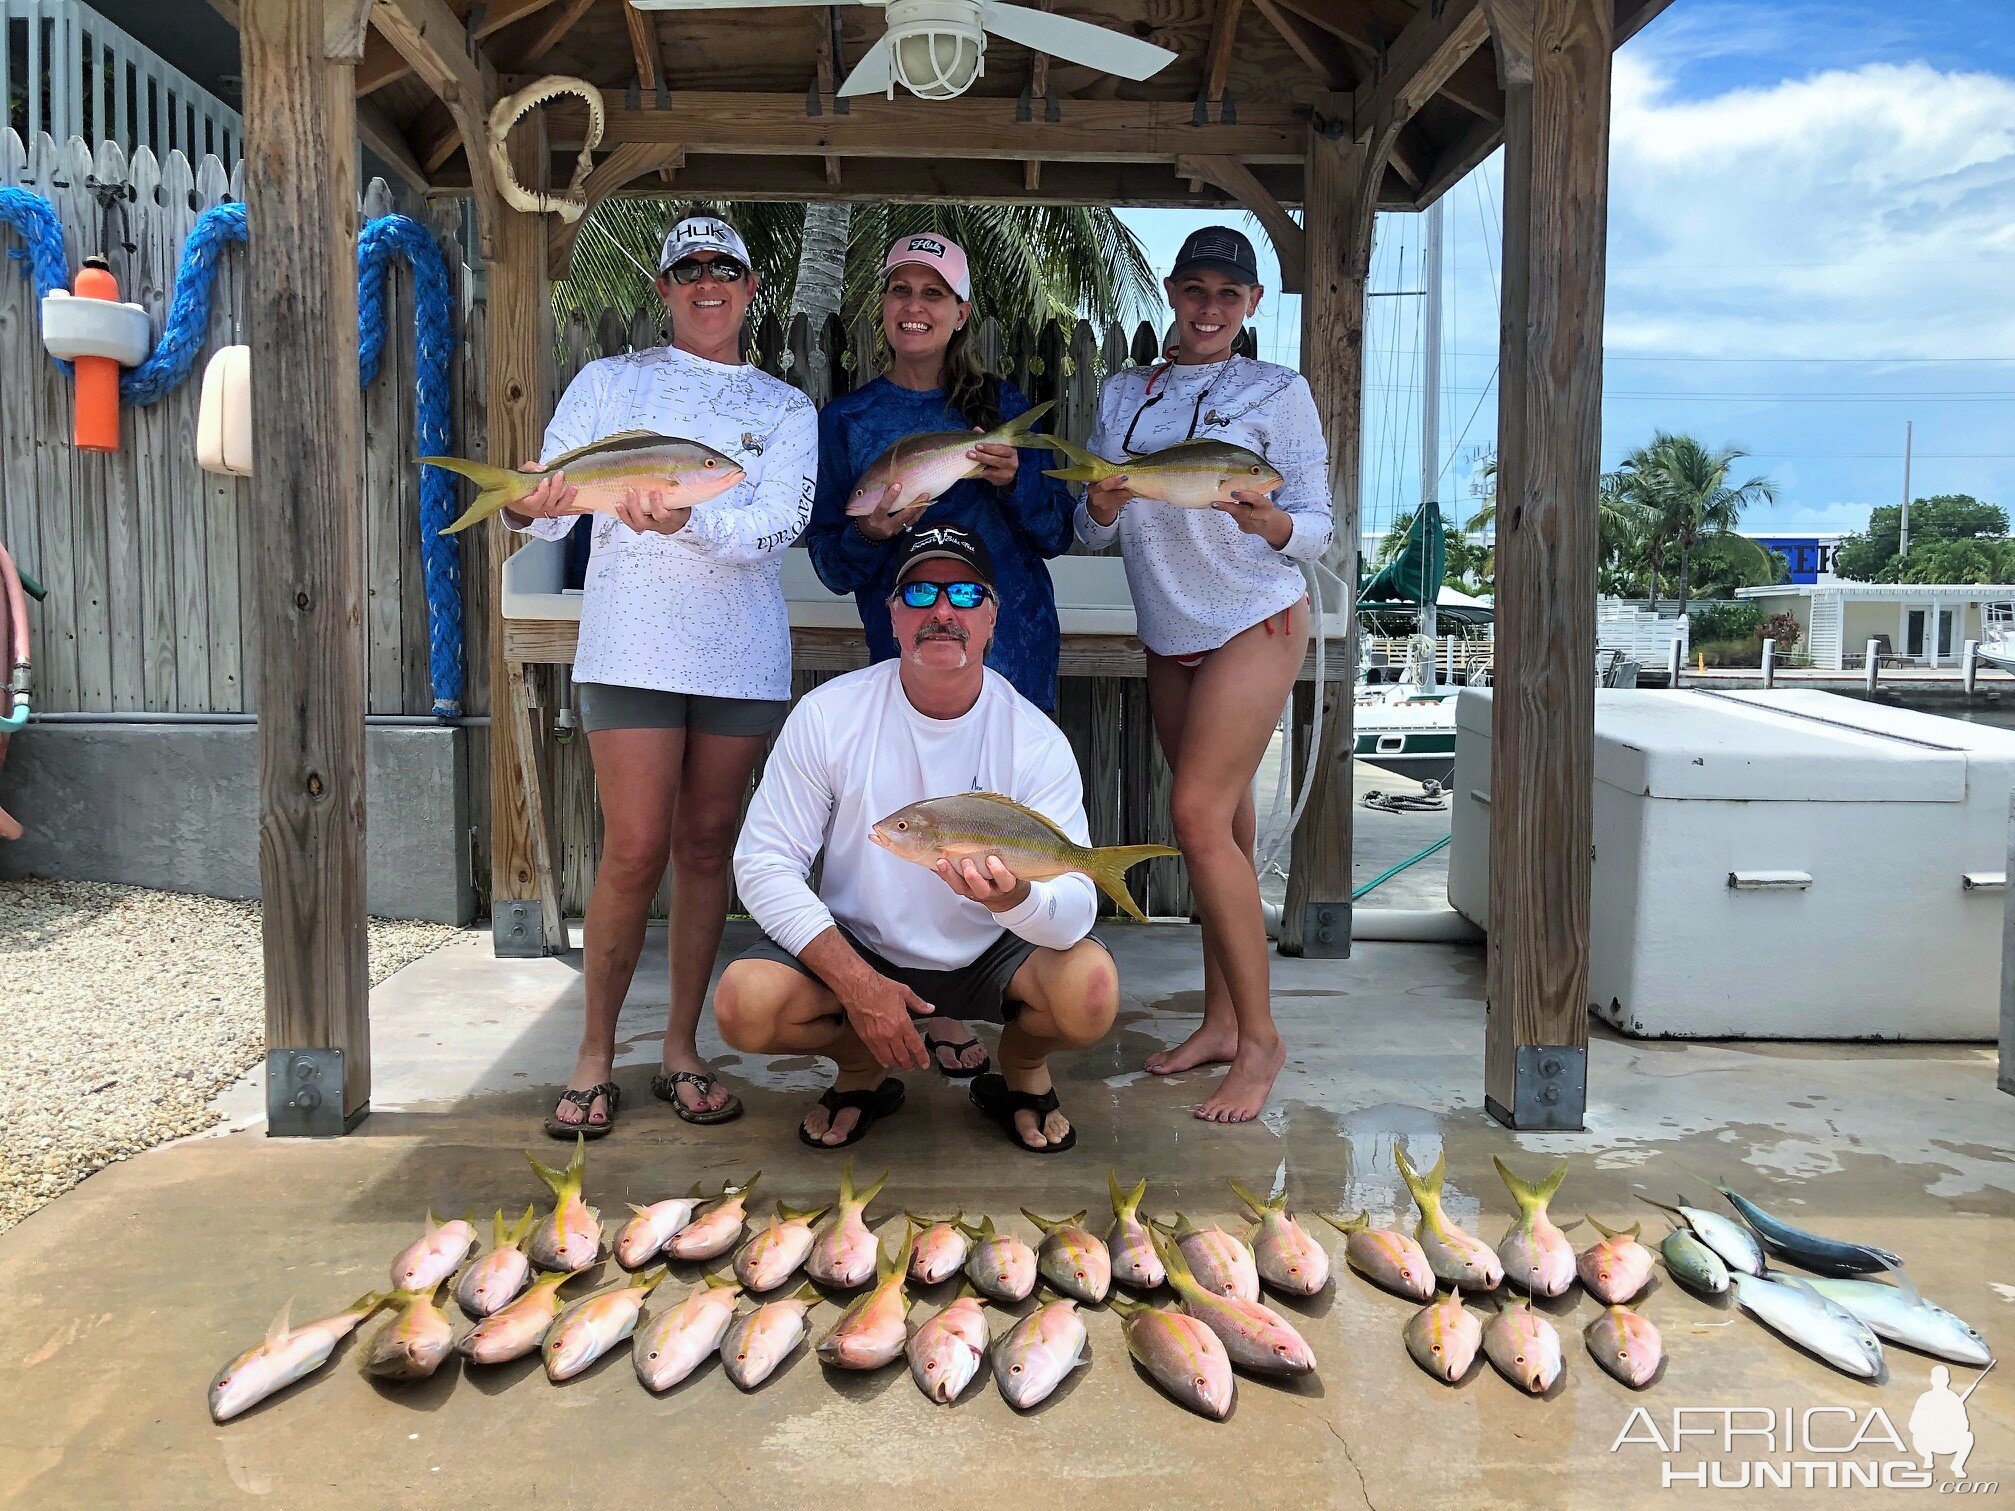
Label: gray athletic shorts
xmin=735 ymin=921 xmax=1108 ymax=1026
xmin=576 ymin=681 xmax=789 ymax=738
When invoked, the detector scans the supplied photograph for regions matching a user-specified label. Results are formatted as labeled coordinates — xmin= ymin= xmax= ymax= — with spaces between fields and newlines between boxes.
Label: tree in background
xmin=555 ymin=197 xmax=1157 ymax=356
xmin=1832 ymin=495 xmax=2012 ymax=582
xmin=1635 ymin=432 xmax=1779 ymax=615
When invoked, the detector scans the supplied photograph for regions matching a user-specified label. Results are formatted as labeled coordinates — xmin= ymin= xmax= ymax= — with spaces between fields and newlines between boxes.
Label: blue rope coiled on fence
xmin=0 ymin=191 xmax=464 ymax=717
xmin=358 ymin=214 xmax=462 ymax=719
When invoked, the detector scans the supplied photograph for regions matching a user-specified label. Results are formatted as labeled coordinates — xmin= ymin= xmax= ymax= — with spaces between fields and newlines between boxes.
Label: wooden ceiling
xmin=358 ymin=0 xmax=1671 ymax=222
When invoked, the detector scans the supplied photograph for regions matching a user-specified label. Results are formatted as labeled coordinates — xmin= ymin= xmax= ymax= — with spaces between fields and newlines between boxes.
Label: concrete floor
xmin=5 ymin=924 xmax=2013 ymax=1507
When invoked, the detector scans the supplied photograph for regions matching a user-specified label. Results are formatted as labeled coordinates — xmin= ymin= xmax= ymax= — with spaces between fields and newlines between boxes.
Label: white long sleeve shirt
xmin=511 ymin=344 xmax=818 ymax=700
xmin=1074 ymin=354 xmax=1333 ymax=657
xmin=733 ymin=661 xmax=1098 ymax=971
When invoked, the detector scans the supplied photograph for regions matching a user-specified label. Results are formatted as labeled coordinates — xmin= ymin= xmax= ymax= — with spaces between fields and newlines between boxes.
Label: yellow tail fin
xmin=1038 ymin=435 xmax=1122 ymax=484
xmin=987 ymin=397 xmax=1057 ymax=447
xmin=419 ymin=454 xmax=535 ymax=535
xmin=1082 ymin=843 xmax=1180 ymax=923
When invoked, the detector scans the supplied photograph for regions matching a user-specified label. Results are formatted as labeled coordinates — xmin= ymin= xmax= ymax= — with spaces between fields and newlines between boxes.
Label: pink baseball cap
xmin=881 ymin=232 xmax=971 ymax=300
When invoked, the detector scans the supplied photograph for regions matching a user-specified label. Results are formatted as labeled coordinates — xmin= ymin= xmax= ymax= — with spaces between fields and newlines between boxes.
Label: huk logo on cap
xmin=909 ymin=236 xmax=948 ymax=257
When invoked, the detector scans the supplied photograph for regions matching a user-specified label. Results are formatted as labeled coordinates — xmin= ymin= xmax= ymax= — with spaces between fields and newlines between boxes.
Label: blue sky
xmin=1117 ymin=1 xmax=2015 ymax=544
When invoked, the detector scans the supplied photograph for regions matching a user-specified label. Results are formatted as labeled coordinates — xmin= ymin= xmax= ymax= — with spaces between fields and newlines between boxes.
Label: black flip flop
xmin=922 ymin=1027 xmax=991 ymax=1081
xmin=969 ymin=1072 xmax=1078 ymax=1155
xmin=798 ymin=1077 xmax=906 ymax=1150
xmin=651 ymin=1070 xmax=745 ymax=1125
xmin=544 ymin=1081 xmax=619 ymax=1140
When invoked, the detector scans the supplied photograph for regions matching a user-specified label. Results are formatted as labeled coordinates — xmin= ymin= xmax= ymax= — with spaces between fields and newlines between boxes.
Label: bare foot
xmin=1145 ymin=1022 xmax=1238 ymax=1077
xmin=801 ymin=1066 xmax=888 ymax=1147
xmin=924 ymin=1018 xmax=989 ymax=1074
xmin=1193 ymin=1034 xmax=1286 ymax=1124
xmin=552 ymin=1052 xmax=615 ymax=1128
xmin=1001 ymin=1062 xmax=1072 ymax=1149
xmin=660 ymin=1046 xmax=733 ymax=1116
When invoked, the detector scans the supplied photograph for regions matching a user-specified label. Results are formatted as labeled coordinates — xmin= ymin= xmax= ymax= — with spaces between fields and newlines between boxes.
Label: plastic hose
xmin=1351 ymin=833 xmax=1450 ymax=901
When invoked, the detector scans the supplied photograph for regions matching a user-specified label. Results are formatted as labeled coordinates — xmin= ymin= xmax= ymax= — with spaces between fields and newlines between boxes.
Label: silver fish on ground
xmin=634 ymin=1275 xmax=742 ymax=1393
xmin=1637 ymin=1193 xmax=1764 ymax=1278
xmin=1708 ymin=1176 xmax=1904 ymax=1277
xmin=720 ymin=1284 xmax=820 ymax=1390
xmin=1109 ymin=1293 xmax=1234 ymax=1421
xmin=1658 ymin=1222 xmax=1731 ymax=1296
xmin=907 ymin=1289 xmax=990 ymax=1405
xmin=1404 ymin=1289 xmax=1483 ymax=1384
xmin=1483 ymin=1297 xmax=1564 ymax=1395
xmin=456 ymin=1205 xmax=539 ymax=1319
xmin=209 ymin=1293 xmax=388 ymax=1422
xmin=1022 ymin=1208 xmax=1112 ymax=1305
xmin=994 ymin=1298 xmax=1089 ymax=1410
xmin=1585 ymin=1304 xmax=1663 ymax=1389
xmin=1731 ymin=1272 xmax=1885 ymax=1380
xmin=1802 ymin=1275 xmax=1992 ymax=1367
xmin=1229 ymin=1181 xmax=1331 ymax=1297
xmin=390 ymin=1210 xmax=478 ymax=1293
xmin=362 ymin=1280 xmax=455 ymax=1382
xmin=1106 ymin=1172 xmax=1164 ymax=1291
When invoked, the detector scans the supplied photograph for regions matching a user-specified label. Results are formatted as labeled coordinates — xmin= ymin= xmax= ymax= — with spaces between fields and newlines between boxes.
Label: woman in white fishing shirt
xmin=504 ymin=213 xmax=818 ymax=1139
xmin=1075 ymin=225 xmax=1332 ymax=1124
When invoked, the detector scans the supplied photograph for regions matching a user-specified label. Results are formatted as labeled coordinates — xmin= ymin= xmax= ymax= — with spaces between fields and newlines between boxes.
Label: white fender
xmin=487 ymin=75 xmax=604 ymax=222
xmin=41 ymin=288 xmax=153 ymax=365
xmin=196 ymin=345 xmax=253 ymax=478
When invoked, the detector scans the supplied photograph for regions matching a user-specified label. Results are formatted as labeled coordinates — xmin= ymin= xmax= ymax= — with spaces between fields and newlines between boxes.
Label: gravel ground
xmin=0 ymin=877 xmax=460 ymax=1233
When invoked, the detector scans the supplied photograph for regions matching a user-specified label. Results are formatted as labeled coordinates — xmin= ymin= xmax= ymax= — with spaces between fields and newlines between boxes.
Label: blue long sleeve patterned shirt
xmin=805 ymin=376 xmax=1075 ymax=710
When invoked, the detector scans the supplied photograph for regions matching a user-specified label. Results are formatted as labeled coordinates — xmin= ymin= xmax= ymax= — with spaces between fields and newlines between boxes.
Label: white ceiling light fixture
xmin=629 ymin=0 xmax=1177 ymax=103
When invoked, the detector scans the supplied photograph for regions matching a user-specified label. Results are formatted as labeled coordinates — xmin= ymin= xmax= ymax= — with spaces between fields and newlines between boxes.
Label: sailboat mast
xmin=1419 ymin=198 xmax=1444 ymax=682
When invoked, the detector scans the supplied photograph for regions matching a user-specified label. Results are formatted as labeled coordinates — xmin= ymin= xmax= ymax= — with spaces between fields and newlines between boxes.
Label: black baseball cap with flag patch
xmin=1170 ymin=224 xmax=1261 ymax=285
xmin=892 ymin=523 xmax=995 ymax=589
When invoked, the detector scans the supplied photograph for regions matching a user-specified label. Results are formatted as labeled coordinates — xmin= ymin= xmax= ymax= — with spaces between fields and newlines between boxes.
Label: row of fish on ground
xmin=208 ymin=1141 xmax=1992 ymax=1424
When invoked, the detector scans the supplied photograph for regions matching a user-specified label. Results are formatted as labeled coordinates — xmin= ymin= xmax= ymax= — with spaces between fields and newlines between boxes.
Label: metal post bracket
xmin=266 ymin=1049 xmax=366 ymax=1137
xmin=1298 ymin=902 xmax=1352 ymax=959
xmin=1486 ymin=1044 xmax=1587 ymax=1131
xmin=493 ymin=898 xmax=550 ymax=957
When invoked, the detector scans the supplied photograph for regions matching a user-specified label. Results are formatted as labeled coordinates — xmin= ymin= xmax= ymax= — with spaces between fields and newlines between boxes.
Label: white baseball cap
xmin=658 ymin=214 xmax=752 ymax=274
xmin=881 ymin=232 xmax=971 ymax=300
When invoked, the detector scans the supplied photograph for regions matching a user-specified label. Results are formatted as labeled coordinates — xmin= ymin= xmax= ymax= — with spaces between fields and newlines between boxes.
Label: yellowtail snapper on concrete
xmin=1405 ymin=1289 xmax=1483 ymax=1384
xmin=1106 ymin=1172 xmax=1164 ymax=1291
xmin=1022 ymin=1208 xmax=1112 ymax=1305
xmin=1396 ymin=1149 xmax=1504 ymax=1292
xmin=1228 ymin=1180 xmax=1331 ymax=1297
xmin=1319 ymin=1210 xmax=1435 ymax=1302
xmin=806 ymin=1159 xmax=887 ymax=1289
xmin=209 ymin=1292 xmax=389 ymax=1422
xmin=1109 ymin=1293 xmax=1234 ymax=1420
xmin=456 ymin=1205 xmax=538 ymax=1318
xmin=1493 ymin=1156 xmax=1579 ymax=1298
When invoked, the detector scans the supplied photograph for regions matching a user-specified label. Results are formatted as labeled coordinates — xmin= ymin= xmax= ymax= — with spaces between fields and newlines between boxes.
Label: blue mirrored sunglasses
xmin=897 ymin=580 xmax=991 ymax=611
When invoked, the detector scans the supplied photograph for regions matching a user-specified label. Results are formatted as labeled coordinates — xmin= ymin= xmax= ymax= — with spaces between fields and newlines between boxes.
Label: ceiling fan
xmin=627 ymin=0 xmax=1179 ymax=101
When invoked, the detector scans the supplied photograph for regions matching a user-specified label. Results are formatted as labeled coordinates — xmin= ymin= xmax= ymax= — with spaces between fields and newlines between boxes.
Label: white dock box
xmin=1448 ymin=688 xmax=2015 ymax=1039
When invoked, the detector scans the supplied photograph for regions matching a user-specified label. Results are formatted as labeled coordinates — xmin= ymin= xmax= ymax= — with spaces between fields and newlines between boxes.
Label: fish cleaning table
xmin=1447 ymin=687 xmax=2015 ymax=1039
xmin=495 ymin=541 xmax=1354 ymax=951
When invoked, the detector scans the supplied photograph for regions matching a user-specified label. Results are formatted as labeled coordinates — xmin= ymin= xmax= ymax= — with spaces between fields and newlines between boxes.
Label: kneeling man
xmin=723 ymin=524 xmax=1116 ymax=1152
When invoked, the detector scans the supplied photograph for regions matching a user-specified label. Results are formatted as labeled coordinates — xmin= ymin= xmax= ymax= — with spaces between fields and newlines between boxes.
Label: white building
xmin=1735 ymin=582 xmax=2013 ymax=669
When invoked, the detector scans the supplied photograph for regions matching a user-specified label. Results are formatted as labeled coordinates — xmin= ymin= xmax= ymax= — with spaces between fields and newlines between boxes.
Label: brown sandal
xmin=651 ymin=1070 xmax=744 ymax=1125
xmin=543 ymin=1081 xmax=619 ymax=1139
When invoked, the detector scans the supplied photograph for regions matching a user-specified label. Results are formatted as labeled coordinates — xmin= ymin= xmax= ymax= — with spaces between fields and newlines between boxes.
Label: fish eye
xmin=1430 ymin=1344 xmax=1441 ymax=1355
xmin=705 ymin=458 xmax=718 ymax=468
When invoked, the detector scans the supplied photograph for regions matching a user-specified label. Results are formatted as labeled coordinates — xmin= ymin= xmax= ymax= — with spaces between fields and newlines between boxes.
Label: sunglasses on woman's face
xmin=666 ymin=258 xmax=748 ymax=285
xmin=897 ymin=579 xmax=992 ymax=611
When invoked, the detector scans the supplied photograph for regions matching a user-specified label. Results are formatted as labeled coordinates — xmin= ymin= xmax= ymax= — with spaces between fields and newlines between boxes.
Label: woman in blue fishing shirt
xmin=806 ymin=233 xmax=1074 ymax=714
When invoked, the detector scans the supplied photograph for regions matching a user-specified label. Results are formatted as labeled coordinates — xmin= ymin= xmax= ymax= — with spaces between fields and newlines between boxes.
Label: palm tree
xmin=1634 ymin=432 xmax=1778 ymax=616
xmin=555 ymin=198 xmax=1157 ymax=362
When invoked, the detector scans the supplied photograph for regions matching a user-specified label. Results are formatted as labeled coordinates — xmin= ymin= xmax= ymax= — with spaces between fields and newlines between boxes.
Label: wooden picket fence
xmin=0 ymin=131 xmax=1257 ymax=916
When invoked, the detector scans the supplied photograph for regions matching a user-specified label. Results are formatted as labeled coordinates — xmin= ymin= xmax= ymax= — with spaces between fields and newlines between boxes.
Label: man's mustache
xmin=913 ymin=623 xmax=969 ymax=645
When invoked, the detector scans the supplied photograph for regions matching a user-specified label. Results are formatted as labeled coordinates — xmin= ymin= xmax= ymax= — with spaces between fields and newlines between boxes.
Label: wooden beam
xmin=1203 ymin=0 xmax=1246 ymax=103
xmin=240 ymin=0 xmax=371 ymax=1124
xmin=623 ymin=0 xmax=664 ymax=90
xmin=1479 ymin=0 xmax=1610 ymax=1130
xmin=813 ymin=8 xmax=841 ymax=188
xmin=547 ymin=140 xmax=685 ymax=276
xmin=369 ymin=0 xmax=501 ymax=253
xmin=419 ymin=103 xmax=462 ymax=172
xmin=1025 ymin=1 xmax=1049 ymax=190
xmin=1281 ymin=124 xmax=1381 ymax=959
xmin=1350 ymin=0 xmax=1491 ymax=142
xmin=355 ymin=0 xmax=556 ymax=95
xmin=1280 ymin=0 xmax=1503 ymax=119
xmin=546 ymin=94 xmax=1303 ymax=161
xmin=513 ymin=0 xmax=596 ymax=68
xmin=356 ymin=95 xmax=433 ymax=189
xmin=1176 ymin=154 xmax=1304 ymax=292
xmin=1415 ymin=109 xmax=1501 ymax=205
xmin=486 ymin=111 xmax=565 ymax=957
xmin=1616 ymin=0 xmax=1675 ymax=45
xmin=1249 ymin=0 xmax=1353 ymax=90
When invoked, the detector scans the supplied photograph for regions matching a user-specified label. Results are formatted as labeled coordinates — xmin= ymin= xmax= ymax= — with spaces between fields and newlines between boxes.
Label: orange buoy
xmin=71 ymin=257 xmax=122 ymax=452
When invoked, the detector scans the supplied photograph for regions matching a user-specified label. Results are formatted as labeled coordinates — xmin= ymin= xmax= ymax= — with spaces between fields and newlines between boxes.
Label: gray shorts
xmin=735 ymin=921 xmax=1104 ymax=1026
xmin=576 ymin=681 xmax=788 ymax=738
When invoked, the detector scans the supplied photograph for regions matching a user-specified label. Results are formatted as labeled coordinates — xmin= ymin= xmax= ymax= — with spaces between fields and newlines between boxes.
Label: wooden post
xmin=1480 ymin=0 xmax=1611 ymax=1130
xmin=241 ymin=0 xmax=371 ymax=1128
xmin=485 ymin=115 xmax=565 ymax=956
xmin=1281 ymin=118 xmax=1375 ymax=958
